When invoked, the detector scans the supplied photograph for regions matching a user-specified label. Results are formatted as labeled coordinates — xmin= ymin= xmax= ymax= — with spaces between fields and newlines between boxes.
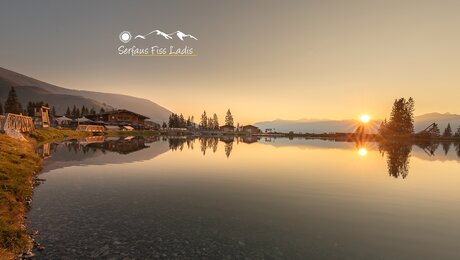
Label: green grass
xmin=0 ymin=134 xmax=41 ymax=258
xmin=29 ymin=128 xmax=91 ymax=143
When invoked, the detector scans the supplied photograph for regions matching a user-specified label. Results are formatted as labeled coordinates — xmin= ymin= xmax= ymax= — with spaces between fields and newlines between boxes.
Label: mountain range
xmin=255 ymin=113 xmax=460 ymax=134
xmin=0 ymin=67 xmax=172 ymax=123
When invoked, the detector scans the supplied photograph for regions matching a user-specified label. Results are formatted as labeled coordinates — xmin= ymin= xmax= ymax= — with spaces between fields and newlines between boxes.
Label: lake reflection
xmin=29 ymin=137 xmax=460 ymax=259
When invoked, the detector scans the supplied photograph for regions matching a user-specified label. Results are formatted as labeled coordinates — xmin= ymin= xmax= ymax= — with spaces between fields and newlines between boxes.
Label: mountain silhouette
xmin=135 ymin=30 xmax=172 ymax=40
xmin=168 ymin=31 xmax=198 ymax=41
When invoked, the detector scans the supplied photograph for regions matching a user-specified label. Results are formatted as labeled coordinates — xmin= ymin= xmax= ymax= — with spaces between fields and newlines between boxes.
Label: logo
xmin=119 ymin=31 xmax=132 ymax=43
xmin=117 ymin=29 xmax=198 ymax=57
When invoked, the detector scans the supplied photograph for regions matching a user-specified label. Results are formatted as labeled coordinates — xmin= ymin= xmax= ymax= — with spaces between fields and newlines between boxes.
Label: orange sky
xmin=1 ymin=1 xmax=459 ymax=124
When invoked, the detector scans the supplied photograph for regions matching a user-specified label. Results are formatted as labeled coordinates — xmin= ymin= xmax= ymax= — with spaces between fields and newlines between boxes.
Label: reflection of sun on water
xmin=358 ymin=148 xmax=368 ymax=156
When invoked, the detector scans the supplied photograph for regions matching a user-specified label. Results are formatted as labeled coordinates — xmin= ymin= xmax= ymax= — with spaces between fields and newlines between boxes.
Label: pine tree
xmin=200 ymin=111 xmax=208 ymax=129
xmin=27 ymin=101 xmax=35 ymax=116
xmin=225 ymin=109 xmax=234 ymax=126
xmin=381 ymin=98 xmax=415 ymax=136
xmin=90 ymin=108 xmax=96 ymax=115
xmin=4 ymin=87 xmax=23 ymax=114
xmin=443 ymin=123 xmax=453 ymax=137
xmin=431 ymin=123 xmax=441 ymax=137
xmin=162 ymin=122 xmax=167 ymax=129
xmin=65 ymin=106 xmax=71 ymax=117
xmin=51 ymin=106 xmax=56 ymax=117
xmin=71 ymin=105 xmax=77 ymax=118
xmin=213 ymin=113 xmax=219 ymax=129
xmin=455 ymin=125 xmax=460 ymax=137
xmin=100 ymin=107 xmax=105 ymax=114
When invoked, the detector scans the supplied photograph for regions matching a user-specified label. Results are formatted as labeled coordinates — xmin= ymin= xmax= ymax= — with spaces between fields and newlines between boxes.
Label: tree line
xmin=379 ymin=97 xmax=460 ymax=138
xmin=0 ymin=87 xmax=107 ymax=119
xmin=165 ymin=109 xmax=236 ymax=130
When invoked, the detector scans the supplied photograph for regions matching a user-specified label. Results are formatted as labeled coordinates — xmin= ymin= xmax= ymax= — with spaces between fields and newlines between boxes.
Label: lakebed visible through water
xmin=28 ymin=136 xmax=460 ymax=259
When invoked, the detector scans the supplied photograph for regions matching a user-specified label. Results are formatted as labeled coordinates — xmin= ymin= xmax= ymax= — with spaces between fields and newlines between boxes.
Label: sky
xmin=0 ymin=0 xmax=459 ymax=124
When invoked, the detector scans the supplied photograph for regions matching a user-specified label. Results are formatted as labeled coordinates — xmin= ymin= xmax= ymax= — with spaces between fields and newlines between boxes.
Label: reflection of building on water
xmin=87 ymin=136 xmax=148 ymax=154
xmin=242 ymin=136 xmax=259 ymax=144
xmin=36 ymin=143 xmax=52 ymax=158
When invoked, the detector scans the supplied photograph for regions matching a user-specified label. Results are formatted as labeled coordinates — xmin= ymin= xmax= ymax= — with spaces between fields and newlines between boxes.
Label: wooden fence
xmin=0 ymin=113 xmax=35 ymax=132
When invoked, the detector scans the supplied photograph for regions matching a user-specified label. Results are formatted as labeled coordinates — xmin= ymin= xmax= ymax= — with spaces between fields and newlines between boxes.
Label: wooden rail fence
xmin=0 ymin=113 xmax=35 ymax=132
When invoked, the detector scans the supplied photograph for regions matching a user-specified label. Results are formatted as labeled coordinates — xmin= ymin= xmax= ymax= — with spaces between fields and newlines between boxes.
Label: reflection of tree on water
xmin=442 ymin=142 xmax=451 ymax=155
xmin=378 ymin=141 xmax=412 ymax=179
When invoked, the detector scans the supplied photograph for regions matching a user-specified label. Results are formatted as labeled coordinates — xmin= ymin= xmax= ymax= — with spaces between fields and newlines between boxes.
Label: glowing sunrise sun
xmin=360 ymin=114 xmax=371 ymax=123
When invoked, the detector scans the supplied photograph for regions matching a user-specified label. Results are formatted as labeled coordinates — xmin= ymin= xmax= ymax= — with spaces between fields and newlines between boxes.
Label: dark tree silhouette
xmin=200 ymin=111 xmax=208 ymax=129
xmin=443 ymin=123 xmax=453 ymax=138
xmin=0 ymin=102 xmax=3 ymax=114
xmin=379 ymin=97 xmax=415 ymax=137
xmin=65 ymin=107 xmax=71 ymax=117
xmin=225 ymin=109 xmax=234 ymax=127
xmin=4 ymin=87 xmax=23 ymax=114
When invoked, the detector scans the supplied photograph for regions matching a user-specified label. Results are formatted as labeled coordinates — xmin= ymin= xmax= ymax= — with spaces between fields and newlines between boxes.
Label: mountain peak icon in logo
xmin=135 ymin=30 xmax=172 ymax=40
xmin=132 ymin=29 xmax=198 ymax=41
xmin=168 ymin=31 xmax=198 ymax=41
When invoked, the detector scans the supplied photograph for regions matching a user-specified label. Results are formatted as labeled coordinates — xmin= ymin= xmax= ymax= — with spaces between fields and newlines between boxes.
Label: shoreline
xmin=0 ymin=128 xmax=91 ymax=259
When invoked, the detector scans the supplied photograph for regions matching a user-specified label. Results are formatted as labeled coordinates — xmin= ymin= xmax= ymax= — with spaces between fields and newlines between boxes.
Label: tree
xmin=71 ymin=105 xmax=77 ymax=118
xmin=99 ymin=107 xmax=105 ymax=114
xmin=380 ymin=98 xmax=415 ymax=137
xmin=212 ymin=113 xmax=219 ymax=129
xmin=431 ymin=123 xmax=441 ymax=137
xmin=4 ymin=87 xmax=23 ymax=114
xmin=51 ymin=106 xmax=56 ymax=117
xmin=27 ymin=101 xmax=34 ymax=116
xmin=225 ymin=109 xmax=234 ymax=126
xmin=456 ymin=125 xmax=460 ymax=137
xmin=200 ymin=111 xmax=208 ymax=129
xmin=443 ymin=123 xmax=453 ymax=138
xmin=162 ymin=122 xmax=167 ymax=129
xmin=0 ymin=102 xmax=3 ymax=114
xmin=65 ymin=106 xmax=71 ymax=117
xmin=89 ymin=107 xmax=96 ymax=115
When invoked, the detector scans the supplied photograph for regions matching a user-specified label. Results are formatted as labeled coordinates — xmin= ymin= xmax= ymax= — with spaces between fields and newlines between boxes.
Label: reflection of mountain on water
xmin=40 ymin=136 xmax=170 ymax=174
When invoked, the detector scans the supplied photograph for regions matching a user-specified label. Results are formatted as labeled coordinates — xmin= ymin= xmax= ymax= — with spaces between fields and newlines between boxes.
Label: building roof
xmin=95 ymin=109 xmax=149 ymax=119
xmin=220 ymin=124 xmax=235 ymax=129
xmin=242 ymin=125 xmax=259 ymax=129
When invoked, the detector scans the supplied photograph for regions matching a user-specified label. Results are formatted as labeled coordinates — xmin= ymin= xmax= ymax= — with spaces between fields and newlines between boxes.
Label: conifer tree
xmin=65 ymin=106 xmax=71 ymax=117
xmin=4 ymin=87 xmax=23 ymax=114
xmin=443 ymin=123 xmax=453 ymax=137
xmin=225 ymin=109 xmax=234 ymax=126
xmin=200 ymin=111 xmax=208 ymax=129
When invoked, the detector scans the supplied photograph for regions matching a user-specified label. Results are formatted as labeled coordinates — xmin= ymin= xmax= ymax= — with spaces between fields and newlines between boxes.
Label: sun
xmin=360 ymin=114 xmax=371 ymax=123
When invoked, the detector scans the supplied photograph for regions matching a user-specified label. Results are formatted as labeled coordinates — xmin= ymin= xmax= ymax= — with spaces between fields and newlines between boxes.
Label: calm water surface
xmin=28 ymin=136 xmax=460 ymax=259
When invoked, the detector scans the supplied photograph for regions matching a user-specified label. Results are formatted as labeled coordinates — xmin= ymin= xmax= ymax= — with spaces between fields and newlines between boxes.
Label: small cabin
xmin=242 ymin=125 xmax=260 ymax=134
xmin=220 ymin=125 xmax=235 ymax=132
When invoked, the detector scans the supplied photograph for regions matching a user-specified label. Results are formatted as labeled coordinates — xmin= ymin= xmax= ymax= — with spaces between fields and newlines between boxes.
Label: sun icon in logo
xmin=119 ymin=31 xmax=132 ymax=43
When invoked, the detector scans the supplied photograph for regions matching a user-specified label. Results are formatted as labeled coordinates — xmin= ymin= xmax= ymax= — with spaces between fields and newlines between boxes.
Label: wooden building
xmin=33 ymin=106 xmax=50 ymax=128
xmin=220 ymin=124 xmax=235 ymax=132
xmin=241 ymin=125 xmax=261 ymax=134
xmin=86 ymin=109 xmax=149 ymax=126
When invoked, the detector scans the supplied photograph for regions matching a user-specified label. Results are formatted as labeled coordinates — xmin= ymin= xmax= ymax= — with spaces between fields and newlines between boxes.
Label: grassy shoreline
xmin=0 ymin=128 xmax=91 ymax=259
